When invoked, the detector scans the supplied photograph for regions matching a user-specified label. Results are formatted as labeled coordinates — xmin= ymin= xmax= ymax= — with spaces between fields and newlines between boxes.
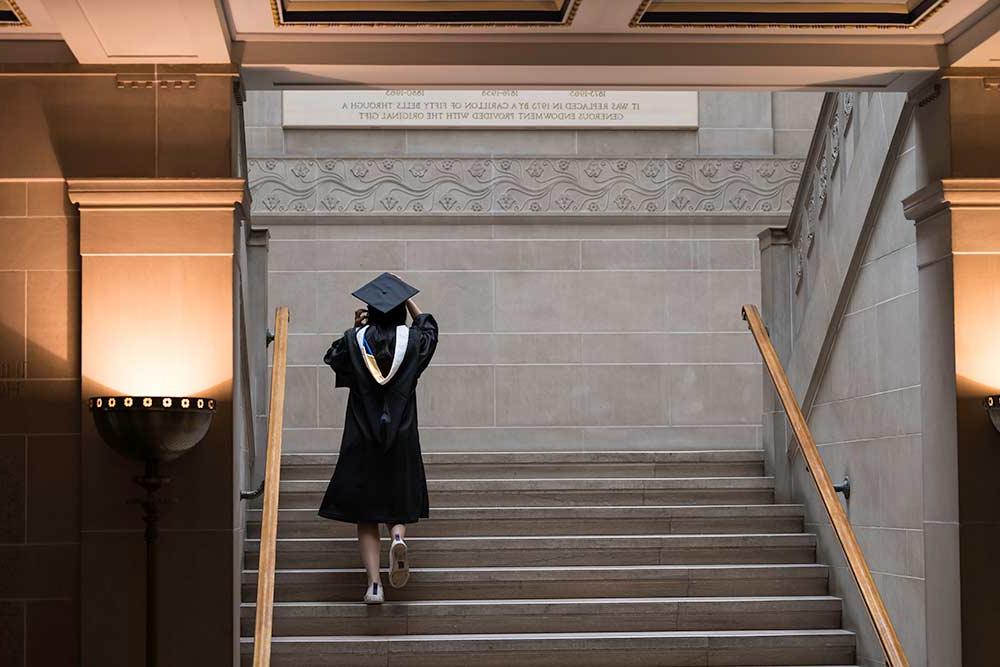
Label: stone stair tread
xmin=244 ymin=532 xmax=817 ymax=568
xmin=274 ymin=477 xmax=776 ymax=509
xmin=239 ymin=627 xmax=857 ymax=662
xmin=249 ymin=504 xmax=804 ymax=521
xmin=245 ymin=628 xmax=854 ymax=642
xmin=241 ymin=594 xmax=841 ymax=613
xmin=243 ymin=562 xmax=829 ymax=598
xmin=241 ymin=594 xmax=843 ymax=635
xmin=282 ymin=477 xmax=775 ymax=490
xmin=282 ymin=450 xmax=766 ymax=464
xmin=247 ymin=504 xmax=807 ymax=538
xmin=246 ymin=532 xmax=817 ymax=551
xmin=245 ymin=563 xmax=829 ymax=579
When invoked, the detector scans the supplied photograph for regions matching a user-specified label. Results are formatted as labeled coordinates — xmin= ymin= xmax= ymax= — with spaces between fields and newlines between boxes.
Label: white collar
xmin=356 ymin=325 xmax=410 ymax=385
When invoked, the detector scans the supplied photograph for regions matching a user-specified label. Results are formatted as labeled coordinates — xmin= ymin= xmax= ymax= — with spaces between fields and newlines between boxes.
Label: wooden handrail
xmin=252 ymin=306 xmax=290 ymax=667
xmin=742 ymin=304 xmax=909 ymax=667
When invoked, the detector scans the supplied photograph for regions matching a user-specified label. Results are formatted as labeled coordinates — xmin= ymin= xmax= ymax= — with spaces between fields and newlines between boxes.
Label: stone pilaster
xmin=758 ymin=227 xmax=793 ymax=502
xmin=68 ymin=178 xmax=245 ymax=667
xmin=904 ymin=178 xmax=1000 ymax=667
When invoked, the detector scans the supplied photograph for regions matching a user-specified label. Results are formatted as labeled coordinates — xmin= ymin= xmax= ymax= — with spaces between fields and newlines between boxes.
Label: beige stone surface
xmin=26 ymin=270 xmax=79 ymax=379
xmin=0 ymin=66 xmax=246 ymax=667
xmin=766 ymin=92 xmax=931 ymax=667
xmin=0 ymin=271 xmax=26 ymax=377
xmin=0 ymin=177 xmax=81 ymax=661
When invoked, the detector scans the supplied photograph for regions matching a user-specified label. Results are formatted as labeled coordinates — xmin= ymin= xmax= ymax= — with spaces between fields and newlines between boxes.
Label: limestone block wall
xmin=761 ymin=92 xmax=929 ymax=666
xmin=807 ymin=119 xmax=925 ymax=667
xmin=0 ymin=180 xmax=80 ymax=667
xmin=267 ymin=220 xmax=766 ymax=452
xmin=246 ymin=89 xmax=822 ymax=452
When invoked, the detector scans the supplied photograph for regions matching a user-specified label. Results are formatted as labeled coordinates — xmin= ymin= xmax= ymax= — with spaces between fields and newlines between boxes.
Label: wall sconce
xmin=985 ymin=395 xmax=1000 ymax=433
xmin=89 ymin=395 xmax=215 ymax=667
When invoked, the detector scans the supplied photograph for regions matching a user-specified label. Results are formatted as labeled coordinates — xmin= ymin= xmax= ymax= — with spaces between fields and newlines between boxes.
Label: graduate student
xmin=319 ymin=273 xmax=438 ymax=604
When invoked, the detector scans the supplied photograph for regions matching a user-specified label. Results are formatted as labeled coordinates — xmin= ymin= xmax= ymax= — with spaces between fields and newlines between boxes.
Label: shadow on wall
xmin=0 ymin=326 xmax=81 ymax=433
xmin=0 ymin=76 xmax=233 ymax=179
xmin=954 ymin=372 xmax=1000 ymax=667
xmin=0 ymin=320 xmax=81 ymax=667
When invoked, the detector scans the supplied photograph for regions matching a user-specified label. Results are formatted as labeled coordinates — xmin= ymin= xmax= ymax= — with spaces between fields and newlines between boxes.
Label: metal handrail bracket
xmin=742 ymin=303 xmax=909 ymax=667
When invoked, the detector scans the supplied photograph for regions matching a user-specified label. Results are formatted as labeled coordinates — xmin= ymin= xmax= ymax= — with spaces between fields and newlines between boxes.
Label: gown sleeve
xmin=411 ymin=313 xmax=439 ymax=376
xmin=323 ymin=333 xmax=354 ymax=388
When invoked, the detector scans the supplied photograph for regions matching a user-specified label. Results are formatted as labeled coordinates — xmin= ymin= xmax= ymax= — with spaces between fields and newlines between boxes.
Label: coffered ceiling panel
xmin=633 ymin=0 xmax=946 ymax=27
xmin=226 ymin=0 xmax=989 ymax=35
xmin=0 ymin=0 xmax=62 ymax=35
xmin=0 ymin=1 xmax=27 ymax=26
xmin=272 ymin=0 xmax=581 ymax=25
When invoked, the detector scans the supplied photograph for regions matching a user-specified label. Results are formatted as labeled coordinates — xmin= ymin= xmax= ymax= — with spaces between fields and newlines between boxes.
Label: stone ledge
xmin=903 ymin=178 xmax=1000 ymax=222
xmin=67 ymin=178 xmax=246 ymax=209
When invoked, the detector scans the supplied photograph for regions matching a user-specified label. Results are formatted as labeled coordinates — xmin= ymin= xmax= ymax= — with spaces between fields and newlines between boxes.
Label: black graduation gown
xmin=318 ymin=313 xmax=438 ymax=525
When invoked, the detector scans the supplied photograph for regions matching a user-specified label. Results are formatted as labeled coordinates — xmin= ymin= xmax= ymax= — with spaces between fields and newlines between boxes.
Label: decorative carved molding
xmin=789 ymin=92 xmax=854 ymax=292
xmin=115 ymin=74 xmax=198 ymax=90
xmin=248 ymin=156 xmax=803 ymax=217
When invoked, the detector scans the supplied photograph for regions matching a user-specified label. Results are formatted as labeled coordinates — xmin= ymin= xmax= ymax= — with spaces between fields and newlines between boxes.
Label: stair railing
xmin=742 ymin=304 xmax=909 ymax=667
xmin=252 ymin=306 xmax=290 ymax=667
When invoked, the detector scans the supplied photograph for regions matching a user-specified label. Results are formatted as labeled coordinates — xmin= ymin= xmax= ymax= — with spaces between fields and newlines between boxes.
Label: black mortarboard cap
xmin=351 ymin=273 xmax=419 ymax=314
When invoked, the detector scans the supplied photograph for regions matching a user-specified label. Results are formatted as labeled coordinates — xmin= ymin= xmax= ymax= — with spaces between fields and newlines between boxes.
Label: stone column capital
xmin=67 ymin=178 xmax=246 ymax=256
xmin=67 ymin=178 xmax=245 ymax=210
xmin=247 ymin=227 xmax=271 ymax=249
xmin=903 ymin=178 xmax=1000 ymax=222
xmin=904 ymin=179 xmax=1000 ymax=264
xmin=758 ymin=226 xmax=793 ymax=250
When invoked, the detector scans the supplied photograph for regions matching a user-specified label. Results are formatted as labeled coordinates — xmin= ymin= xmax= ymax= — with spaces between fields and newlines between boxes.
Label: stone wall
xmin=246 ymin=89 xmax=822 ymax=452
xmin=0 ymin=179 xmax=80 ymax=667
xmin=760 ymin=92 xmax=929 ymax=666
xmin=0 ymin=69 xmax=241 ymax=667
xmin=266 ymin=220 xmax=767 ymax=452
xmin=813 ymin=117 xmax=924 ymax=667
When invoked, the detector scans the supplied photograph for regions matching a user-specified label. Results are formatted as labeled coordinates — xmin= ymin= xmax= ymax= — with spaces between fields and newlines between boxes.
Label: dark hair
xmin=367 ymin=304 xmax=407 ymax=327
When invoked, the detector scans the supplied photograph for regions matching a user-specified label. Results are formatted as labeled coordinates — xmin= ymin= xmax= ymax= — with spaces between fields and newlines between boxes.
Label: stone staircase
xmin=240 ymin=450 xmax=856 ymax=666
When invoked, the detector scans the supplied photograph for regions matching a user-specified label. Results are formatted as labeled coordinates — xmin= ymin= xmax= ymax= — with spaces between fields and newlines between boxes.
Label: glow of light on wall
xmin=86 ymin=345 xmax=229 ymax=397
xmin=954 ymin=258 xmax=1000 ymax=393
xmin=83 ymin=255 xmax=232 ymax=397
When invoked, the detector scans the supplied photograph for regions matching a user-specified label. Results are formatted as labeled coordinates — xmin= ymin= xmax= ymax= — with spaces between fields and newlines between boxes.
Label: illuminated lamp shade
xmin=985 ymin=395 xmax=1000 ymax=434
xmin=89 ymin=395 xmax=216 ymax=462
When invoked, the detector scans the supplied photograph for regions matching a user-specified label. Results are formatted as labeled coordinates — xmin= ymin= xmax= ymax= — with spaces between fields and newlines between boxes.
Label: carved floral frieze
xmin=248 ymin=156 xmax=804 ymax=216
